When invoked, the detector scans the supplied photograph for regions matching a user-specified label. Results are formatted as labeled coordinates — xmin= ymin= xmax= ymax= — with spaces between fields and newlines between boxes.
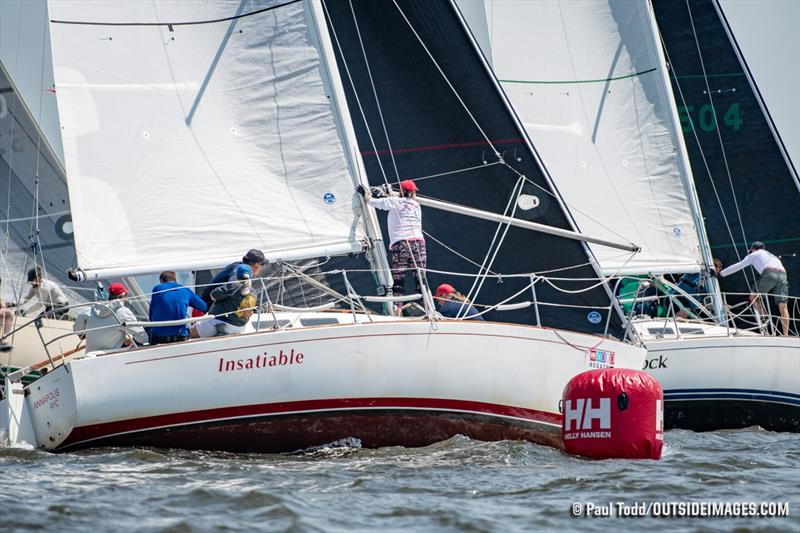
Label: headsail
xmin=47 ymin=0 xmax=370 ymax=279
xmin=323 ymin=0 xmax=625 ymax=336
xmin=653 ymin=0 xmax=800 ymax=295
xmin=0 ymin=62 xmax=87 ymax=303
xmin=460 ymin=0 xmax=705 ymax=276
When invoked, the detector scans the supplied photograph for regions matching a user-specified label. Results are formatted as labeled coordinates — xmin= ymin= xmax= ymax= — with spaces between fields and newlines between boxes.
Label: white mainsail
xmin=460 ymin=0 xmax=704 ymax=276
xmin=47 ymin=0 xmax=368 ymax=278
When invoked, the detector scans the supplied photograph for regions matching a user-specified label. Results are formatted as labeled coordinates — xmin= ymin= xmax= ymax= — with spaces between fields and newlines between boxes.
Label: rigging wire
xmin=390 ymin=0 xmax=500 ymax=161
xmin=656 ymin=12 xmax=754 ymax=292
xmin=347 ymin=0 xmax=401 ymax=186
xmin=322 ymin=0 xmax=392 ymax=188
xmin=422 ymin=228 xmax=499 ymax=276
xmin=686 ymin=0 xmax=751 ymax=256
xmin=464 ymin=175 xmax=524 ymax=306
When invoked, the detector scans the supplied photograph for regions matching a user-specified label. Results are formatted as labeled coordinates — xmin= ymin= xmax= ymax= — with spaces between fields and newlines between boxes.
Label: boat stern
xmin=2 ymin=364 xmax=78 ymax=450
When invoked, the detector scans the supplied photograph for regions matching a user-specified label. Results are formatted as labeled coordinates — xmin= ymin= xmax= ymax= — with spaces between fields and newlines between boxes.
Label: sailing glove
xmin=355 ymin=185 xmax=366 ymax=197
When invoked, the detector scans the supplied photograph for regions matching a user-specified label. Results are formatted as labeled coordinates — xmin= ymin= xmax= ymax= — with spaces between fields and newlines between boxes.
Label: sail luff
xmin=645 ymin=0 xmax=725 ymax=321
xmin=46 ymin=0 xmax=370 ymax=276
xmin=463 ymin=0 xmax=706 ymax=277
xmin=307 ymin=0 xmax=393 ymax=295
xmin=449 ymin=0 xmax=625 ymax=303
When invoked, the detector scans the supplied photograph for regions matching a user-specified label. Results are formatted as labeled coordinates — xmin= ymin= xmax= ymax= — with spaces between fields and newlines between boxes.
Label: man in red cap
xmin=73 ymin=282 xmax=148 ymax=352
xmin=357 ymin=180 xmax=426 ymax=312
xmin=434 ymin=283 xmax=484 ymax=321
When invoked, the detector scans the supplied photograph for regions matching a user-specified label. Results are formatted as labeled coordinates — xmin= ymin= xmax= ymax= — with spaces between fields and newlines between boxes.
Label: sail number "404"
xmin=677 ymin=102 xmax=742 ymax=134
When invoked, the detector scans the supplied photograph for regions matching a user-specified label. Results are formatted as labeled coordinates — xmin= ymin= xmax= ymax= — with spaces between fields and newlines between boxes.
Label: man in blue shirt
xmin=149 ymin=271 xmax=208 ymax=345
xmin=434 ymin=283 xmax=484 ymax=321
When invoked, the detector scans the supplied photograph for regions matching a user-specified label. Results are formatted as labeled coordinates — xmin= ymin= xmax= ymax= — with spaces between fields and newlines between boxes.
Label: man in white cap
xmin=719 ymin=241 xmax=791 ymax=335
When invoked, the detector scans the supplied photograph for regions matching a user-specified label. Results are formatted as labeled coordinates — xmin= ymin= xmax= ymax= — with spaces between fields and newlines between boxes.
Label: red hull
xmin=58 ymin=400 xmax=563 ymax=453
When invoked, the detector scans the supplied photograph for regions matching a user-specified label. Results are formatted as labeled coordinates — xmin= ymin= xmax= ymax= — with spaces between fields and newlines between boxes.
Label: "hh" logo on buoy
xmin=563 ymin=398 xmax=611 ymax=431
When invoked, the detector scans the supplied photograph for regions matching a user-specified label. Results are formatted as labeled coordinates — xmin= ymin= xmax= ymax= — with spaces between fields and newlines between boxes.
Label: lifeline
xmin=218 ymin=349 xmax=304 ymax=373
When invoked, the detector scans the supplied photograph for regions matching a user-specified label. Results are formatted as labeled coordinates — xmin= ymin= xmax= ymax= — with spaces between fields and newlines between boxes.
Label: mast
xmin=645 ymin=0 xmax=725 ymax=323
xmin=308 ymin=0 xmax=394 ymax=298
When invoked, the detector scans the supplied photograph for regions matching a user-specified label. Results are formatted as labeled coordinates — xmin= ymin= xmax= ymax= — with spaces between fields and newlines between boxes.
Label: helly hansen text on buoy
xmin=561 ymin=368 xmax=663 ymax=459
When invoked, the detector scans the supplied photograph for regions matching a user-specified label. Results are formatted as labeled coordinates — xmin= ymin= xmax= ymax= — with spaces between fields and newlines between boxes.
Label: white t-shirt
xmin=369 ymin=196 xmax=424 ymax=247
xmin=720 ymin=249 xmax=785 ymax=277
xmin=24 ymin=279 xmax=69 ymax=309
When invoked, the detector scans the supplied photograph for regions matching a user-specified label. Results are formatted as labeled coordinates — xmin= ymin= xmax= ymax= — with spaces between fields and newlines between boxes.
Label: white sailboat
xmin=1 ymin=0 xmax=645 ymax=452
xmin=461 ymin=0 xmax=799 ymax=431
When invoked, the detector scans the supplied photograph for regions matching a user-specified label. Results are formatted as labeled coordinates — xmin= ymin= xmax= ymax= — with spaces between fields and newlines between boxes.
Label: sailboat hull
xmin=18 ymin=320 xmax=644 ymax=452
xmin=641 ymin=329 xmax=800 ymax=432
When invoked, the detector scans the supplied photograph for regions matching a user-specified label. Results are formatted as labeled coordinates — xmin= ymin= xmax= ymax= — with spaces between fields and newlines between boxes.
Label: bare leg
xmin=778 ymin=302 xmax=790 ymax=336
xmin=0 ymin=308 xmax=14 ymax=337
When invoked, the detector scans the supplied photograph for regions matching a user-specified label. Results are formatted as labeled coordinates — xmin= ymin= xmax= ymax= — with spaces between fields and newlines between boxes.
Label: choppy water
xmin=2 ymin=429 xmax=799 ymax=532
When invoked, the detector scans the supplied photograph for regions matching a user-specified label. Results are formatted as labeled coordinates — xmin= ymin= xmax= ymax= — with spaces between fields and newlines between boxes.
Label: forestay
xmin=323 ymin=0 xmax=626 ymax=337
xmin=653 ymin=0 xmax=800 ymax=296
xmin=461 ymin=0 xmax=704 ymax=276
xmin=47 ymin=0 xmax=367 ymax=278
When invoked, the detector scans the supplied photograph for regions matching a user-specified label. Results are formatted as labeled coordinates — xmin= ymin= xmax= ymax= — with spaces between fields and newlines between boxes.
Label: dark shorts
xmin=150 ymin=333 xmax=188 ymax=345
xmin=390 ymin=239 xmax=426 ymax=280
xmin=44 ymin=305 xmax=70 ymax=320
xmin=756 ymin=271 xmax=789 ymax=304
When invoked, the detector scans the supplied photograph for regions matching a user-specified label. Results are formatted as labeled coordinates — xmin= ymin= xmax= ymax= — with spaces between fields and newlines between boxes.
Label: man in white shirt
xmin=73 ymin=283 xmax=148 ymax=353
xmin=358 ymin=180 xmax=426 ymax=312
xmin=719 ymin=241 xmax=791 ymax=335
xmin=20 ymin=267 xmax=70 ymax=319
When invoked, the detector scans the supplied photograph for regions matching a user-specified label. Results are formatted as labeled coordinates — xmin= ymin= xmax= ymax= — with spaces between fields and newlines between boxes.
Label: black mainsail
xmin=653 ymin=0 xmax=800 ymax=297
xmin=323 ymin=0 xmax=627 ymax=337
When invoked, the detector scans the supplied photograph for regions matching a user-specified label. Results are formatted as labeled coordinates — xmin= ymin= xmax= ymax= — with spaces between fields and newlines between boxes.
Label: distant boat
xmin=0 ymin=58 xmax=89 ymax=380
xmin=462 ymin=0 xmax=799 ymax=432
xmin=1 ymin=0 xmax=644 ymax=452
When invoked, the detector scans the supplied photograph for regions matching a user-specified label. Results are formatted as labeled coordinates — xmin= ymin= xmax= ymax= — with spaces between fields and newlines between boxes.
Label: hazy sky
xmin=720 ymin=0 xmax=800 ymax=170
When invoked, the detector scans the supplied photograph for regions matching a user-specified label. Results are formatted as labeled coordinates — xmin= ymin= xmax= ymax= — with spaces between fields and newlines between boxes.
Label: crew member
xmin=357 ymin=180 xmax=426 ymax=314
xmin=149 ymin=271 xmax=208 ymax=345
xmin=719 ymin=242 xmax=791 ymax=335
xmin=20 ymin=266 xmax=69 ymax=319
xmin=195 ymin=264 xmax=257 ymax=338
xmin=434 ymin=283 xmax=484 ymax=321
xmin=73 ymin=283 xmax=148 ymax=352
xmin=201 ymin=249 xmax=266 ymax=307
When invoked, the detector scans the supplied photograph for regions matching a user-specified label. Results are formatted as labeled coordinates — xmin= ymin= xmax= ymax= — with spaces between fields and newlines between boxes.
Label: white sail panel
xmin=466 ymin=0 xmax=704 ymax=275
xmin=47 ymin=0 xmax=366 ymax=274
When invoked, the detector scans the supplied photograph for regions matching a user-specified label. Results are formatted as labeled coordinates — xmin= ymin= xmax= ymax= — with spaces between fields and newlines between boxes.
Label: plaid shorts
xmin=390 ymin=239 xmax=426 ymax=280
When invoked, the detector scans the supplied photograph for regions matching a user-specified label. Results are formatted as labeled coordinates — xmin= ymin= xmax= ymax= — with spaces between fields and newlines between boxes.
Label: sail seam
xmin=498 ymin=66 xmax=657 ymax=85
xmin=50 ymin=0 xmax=303 ymax=27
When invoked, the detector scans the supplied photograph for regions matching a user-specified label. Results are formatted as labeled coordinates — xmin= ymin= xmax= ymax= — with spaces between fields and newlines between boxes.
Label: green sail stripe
xmin=710 ymin=236 xmax=800 ymax=250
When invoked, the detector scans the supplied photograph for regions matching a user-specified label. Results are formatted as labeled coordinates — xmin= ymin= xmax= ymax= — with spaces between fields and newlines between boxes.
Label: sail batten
xmin=47 ymin=0 xmax=368 ymax=274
